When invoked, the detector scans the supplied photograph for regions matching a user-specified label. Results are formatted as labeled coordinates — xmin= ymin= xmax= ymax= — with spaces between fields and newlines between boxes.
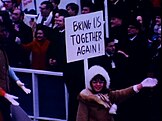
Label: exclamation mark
xmin=98 ymin=43 xmax=100 ymax=53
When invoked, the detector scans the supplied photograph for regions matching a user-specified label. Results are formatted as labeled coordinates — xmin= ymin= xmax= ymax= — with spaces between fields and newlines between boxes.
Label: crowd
xmin=0 ymin=0 xmax=161 ymax=121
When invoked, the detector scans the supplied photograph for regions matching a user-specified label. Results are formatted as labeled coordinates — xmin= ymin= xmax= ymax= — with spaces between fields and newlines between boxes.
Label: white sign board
xmin=65 ymin=11 xmax=105 ymax=63
xmin=22 ymin=0 xmax=36 ymax=13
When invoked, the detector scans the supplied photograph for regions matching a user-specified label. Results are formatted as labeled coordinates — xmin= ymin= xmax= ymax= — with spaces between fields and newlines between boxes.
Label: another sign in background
xmin=65 ymin=11 xmax=105 ymax=63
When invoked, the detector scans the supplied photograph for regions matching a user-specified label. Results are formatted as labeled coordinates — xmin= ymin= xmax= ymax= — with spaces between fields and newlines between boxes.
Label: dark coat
xmin=5 ymin=22 xmax=33 ymax=68
xmin=0 ymin=48 xmax=10 ymax=92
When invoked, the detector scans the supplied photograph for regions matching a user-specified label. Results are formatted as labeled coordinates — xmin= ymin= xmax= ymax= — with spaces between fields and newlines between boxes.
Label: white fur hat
xmin=86 ymin=65 xmax=110 ymax=90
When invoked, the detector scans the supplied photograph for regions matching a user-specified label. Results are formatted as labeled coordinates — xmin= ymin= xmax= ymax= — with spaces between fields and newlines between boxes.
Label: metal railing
xmin=11 ymin=67 xmax=68 ymax=121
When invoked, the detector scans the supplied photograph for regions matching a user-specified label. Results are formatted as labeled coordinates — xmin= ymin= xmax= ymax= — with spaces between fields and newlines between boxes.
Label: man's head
xmin=136 ymin=15 xmax=143 ymax=24
xmin=11 ymin=8 xmax=24 ymax=23
xmin=66 ymin=2 xmax=79 ymax=16
xmin=105 ymin=38 xmax=116 ymax=55
xmin=54 ymin=9 xmax=69 ymax=30
xmin=110 ymin=8 xmax=124 ymax=28
xmin=81 ymin=1 xmax=94 ymax=14
xmin=127 ymin=20 xmax=141 ymax=37
xmin=49 ymin=0 xmax=60 ymax=10
xmin=2 ymin=0 xmax=14 ymax=11
xmin=110 ymin=16 xmax=123 ymax=28
xmin=155 ymin=15 xmax=161 ymax=25
xmin=39 ymin=1 xmax=53 ymax=18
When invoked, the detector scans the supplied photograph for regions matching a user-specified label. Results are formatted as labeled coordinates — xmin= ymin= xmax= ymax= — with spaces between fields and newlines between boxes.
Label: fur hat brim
xmin=86 ymin=65 xmax=110 ymax=90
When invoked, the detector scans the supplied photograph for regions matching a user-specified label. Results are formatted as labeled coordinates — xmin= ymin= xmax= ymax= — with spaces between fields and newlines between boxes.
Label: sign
xmin=22 ymin=0 xmax=36 ymax=14
xmin=65 ymin=11 xmax=105 ymax=63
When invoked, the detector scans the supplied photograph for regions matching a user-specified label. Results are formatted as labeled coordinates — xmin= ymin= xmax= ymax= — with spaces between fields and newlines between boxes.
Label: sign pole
xmin=84 ymin=59 xmax=88 ymax=88
xmin=104 ymin=0 xmax=109 ymax=38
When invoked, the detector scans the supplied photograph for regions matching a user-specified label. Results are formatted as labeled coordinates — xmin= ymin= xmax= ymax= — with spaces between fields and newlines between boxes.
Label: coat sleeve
xmin=110 ymin=86 xmax=136 ymax=104
xmin=76 ymin=101 xmax=89 ymax=121
xmin=0 ymin=88 xmax=6 ymax=96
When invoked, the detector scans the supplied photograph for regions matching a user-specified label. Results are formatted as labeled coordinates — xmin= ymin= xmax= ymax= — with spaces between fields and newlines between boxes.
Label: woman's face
xmin=91 ymin=78 xmax=105 ymax=93
xmin=36 ymin=30 xmax=44 ymax=41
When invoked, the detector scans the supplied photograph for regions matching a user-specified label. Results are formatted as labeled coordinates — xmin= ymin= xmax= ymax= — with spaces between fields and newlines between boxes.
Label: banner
xmin=65 ymin=11 xmax=105 ymax=63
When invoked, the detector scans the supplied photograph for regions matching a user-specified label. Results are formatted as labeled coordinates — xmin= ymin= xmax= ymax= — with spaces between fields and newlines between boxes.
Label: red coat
xmin=22 ymin=39 xmax=50 ymax=70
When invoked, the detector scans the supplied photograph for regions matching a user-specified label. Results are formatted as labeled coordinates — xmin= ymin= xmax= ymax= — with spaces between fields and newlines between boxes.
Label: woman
xmin=15 ymin=25 xmax=50 ymax=70
xmin=76 ymin=65 xmax=158 ymax=121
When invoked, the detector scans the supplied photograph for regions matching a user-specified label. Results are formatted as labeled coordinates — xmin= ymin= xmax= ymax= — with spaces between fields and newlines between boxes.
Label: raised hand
xmin=4 ymin=93 xmax=19 ymax=106
xmin=141 ymin=78 xmax=158 ymax=87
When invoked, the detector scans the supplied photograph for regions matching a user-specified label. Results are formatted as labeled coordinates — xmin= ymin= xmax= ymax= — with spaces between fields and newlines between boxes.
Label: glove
xmin=141 ymin=78 xmax=158 ymax=87
xmin=21 ymin=86 xmax=31 ymax=94
xmin=4 ymin=93 xmax=19 ymax=106
xmin=109 ymin=103 xmax=117 ymax=114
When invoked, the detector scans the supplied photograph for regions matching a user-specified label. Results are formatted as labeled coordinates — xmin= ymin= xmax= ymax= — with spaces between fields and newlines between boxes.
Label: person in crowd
xmin=36 ymin=1 xmax=54 ymax=28
xmin=46 ymin=9 xmax=85 ymax=121
xmin=117 ymin=18 xmax=152 ymax=121
xmin=124 ymin=19 xmax=149 ymax=82
xmin=0 ymin=10 xmax=13 ymax=30
xmin=15 ymin=24 xmax=50 ymax=70
xmin=88 ymin=38 xmax=129 ymax=90
xmin=1 ymin=0 xmax=18 ymax=17
xmin=0 ymin=24 xmax=31 ymax=121
xmin=149 ymin=15 xmax=161 ymax=45
xmin=9 ymin=8 xmax=33 ymax=68
xmin=109 ymin=9 xmax=128 ymax=50
xmin=76 ymin=65 xmax=158 ymax=121
xmin=66 ymin=2 xmax=79 ymax=16
xmin=136 ymin=15 xmax=148 ymax=35
xmin=46 ymin=9 xmax=69 ymax=71
xmin=49 ymin=0 xmax=60 ymax=14
xmin=148 ymin=23 xmax=161 ymax=79
xmin=81 ymin=0 xmax=94 ymax=14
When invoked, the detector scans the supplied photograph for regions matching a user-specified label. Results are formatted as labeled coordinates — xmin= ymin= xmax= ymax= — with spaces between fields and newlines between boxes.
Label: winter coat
xmin=76 ymin=86 xmax=136 ymax=121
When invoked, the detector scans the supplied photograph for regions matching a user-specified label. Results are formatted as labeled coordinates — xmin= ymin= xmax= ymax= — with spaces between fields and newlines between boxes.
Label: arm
xmin=80 ymin=89 xmax=110 ymax=108
xmin=133 ymin=77 xmax=158 ymax=92
xmin=15 ymin=37 xmax=33 ymax=51
xmin=9 ymin=66 xmax=31 ymax=94
xmin=110 ymin=77 xmax=158 ymax=103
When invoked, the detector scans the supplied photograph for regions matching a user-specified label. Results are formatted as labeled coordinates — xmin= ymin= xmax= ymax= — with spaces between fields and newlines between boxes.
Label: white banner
xmin=22 ymin=0 xmax=36 ymax=14
xmin=65 ymin=11 xmax=105 ymax=63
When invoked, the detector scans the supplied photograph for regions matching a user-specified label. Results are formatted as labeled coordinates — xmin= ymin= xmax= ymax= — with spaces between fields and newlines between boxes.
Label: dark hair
xmin=66 ymin=3 xmax=79 ymax=15
xmin=128 ymin=19 xmax=142 ymax=30
xmin=81 ymin=1 xmax=94 ymax=12
xmin=105 ymin=37 xmax=115 ymax=46
xmin=0 ymin=11 xmax=13 ymax=30
xmin=35 ymin=24 xmax=47 ymax=38
xmin=50 ymin=0 xmax=60 ymax=5
xmin=41 ymin=1 xmax=53 ymax=11
xmin=56 ymin=9 xmax=70 ymax=18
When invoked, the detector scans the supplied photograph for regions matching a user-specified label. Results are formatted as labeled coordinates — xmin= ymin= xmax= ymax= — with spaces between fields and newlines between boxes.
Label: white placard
xmin=65 ymin=11 xmax=105 ymax=63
